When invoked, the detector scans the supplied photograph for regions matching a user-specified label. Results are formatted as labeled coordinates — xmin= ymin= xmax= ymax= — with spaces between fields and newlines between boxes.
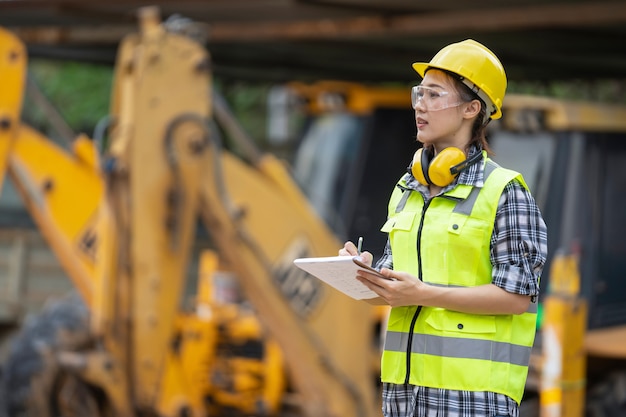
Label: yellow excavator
xmin=3 ymin=6 xmax=626 ymax=417
xmin=0 ymin=8 xmax=384 ymax=417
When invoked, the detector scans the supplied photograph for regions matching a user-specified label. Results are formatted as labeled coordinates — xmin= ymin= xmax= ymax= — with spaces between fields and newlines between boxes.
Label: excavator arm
xmin=101 ymin=10 xmax=382 ymax=415
xmin=0 ymin=9 xmax=382 ymax=417
xmin=0 ymin=27 xmax=101 ymax=307
xmin=196 ymin=110 xmax=379 ymax=417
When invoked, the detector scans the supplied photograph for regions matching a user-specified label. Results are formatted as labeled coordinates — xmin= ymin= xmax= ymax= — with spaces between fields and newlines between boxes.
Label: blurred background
xmin=1 ymin=2 xmax=626 ymax=417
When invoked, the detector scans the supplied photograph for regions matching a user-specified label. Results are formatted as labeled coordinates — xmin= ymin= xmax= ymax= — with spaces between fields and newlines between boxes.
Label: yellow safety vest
xmin=379 ymin=158 xmax=537 ymax=404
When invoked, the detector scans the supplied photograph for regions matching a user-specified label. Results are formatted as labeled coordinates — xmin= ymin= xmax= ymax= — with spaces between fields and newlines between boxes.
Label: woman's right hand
xmin=339 ymin=241 xmax=373 ymax=267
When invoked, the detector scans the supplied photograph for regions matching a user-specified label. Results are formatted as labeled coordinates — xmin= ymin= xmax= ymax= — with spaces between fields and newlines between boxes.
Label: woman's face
xmin=414 ymin=69 xmax=469 ymax=150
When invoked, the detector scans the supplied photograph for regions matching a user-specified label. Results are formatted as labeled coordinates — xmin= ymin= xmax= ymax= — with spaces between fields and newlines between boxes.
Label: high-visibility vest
xmin=379 ymin=157 xmax=537 ymax=404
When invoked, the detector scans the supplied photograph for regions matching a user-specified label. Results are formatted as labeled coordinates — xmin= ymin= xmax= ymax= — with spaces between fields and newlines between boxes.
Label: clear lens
xmin=411 ymin=85 xmax=463 ymax=111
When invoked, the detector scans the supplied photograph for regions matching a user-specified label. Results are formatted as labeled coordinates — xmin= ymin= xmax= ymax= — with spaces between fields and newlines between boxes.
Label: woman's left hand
xmin=356 ymin=269 xmax=427 ymax=307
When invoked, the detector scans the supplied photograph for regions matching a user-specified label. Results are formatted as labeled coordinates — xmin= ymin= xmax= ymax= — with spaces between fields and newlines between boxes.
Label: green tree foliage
xmin=24 ymin=59 xmax=113 ymax=136
xmin=21 ymin=58 xmax=626 ymax=150
xmin=509 ymin=79 xmax=626 ymax=104
xmin=21 ymin=60 xmax=273 ymax=151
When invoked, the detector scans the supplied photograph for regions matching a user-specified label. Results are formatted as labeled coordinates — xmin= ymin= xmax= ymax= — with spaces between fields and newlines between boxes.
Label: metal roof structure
xmin=2 ymin=0 xmax=626 ymax=83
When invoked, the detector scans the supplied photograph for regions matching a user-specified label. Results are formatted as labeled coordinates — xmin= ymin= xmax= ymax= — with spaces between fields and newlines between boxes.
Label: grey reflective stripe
xmin=484 ymin=159 xmax=499 ymax=177
xmin=395 ymin=189 xmax=412 ymax=213
xmin=527 ymin=301 xmax=538 ymax=314
xmin=384 ymin=331 xmax=532 ymax=367
xmin=452 ymin=160 xmax=498 ymax=215
xmin=427 ymin=282 xmax=461 ymax=288
xmin=452 ymin=187 xmax=479 ymax=215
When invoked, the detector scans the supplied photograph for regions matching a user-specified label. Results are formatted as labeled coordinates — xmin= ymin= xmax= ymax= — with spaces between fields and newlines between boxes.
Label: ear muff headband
xmin=411 ymin=147 xmax=483 ymax=187
xmin=449 ymin=150 xmax=483 ymax=175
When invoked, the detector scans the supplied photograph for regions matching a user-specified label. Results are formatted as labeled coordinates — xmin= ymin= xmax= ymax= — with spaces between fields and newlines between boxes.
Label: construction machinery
xmin=1 ymin=7 xmax=626 ymax=417
xmin=0 ymin=9 xmax=385 ymax=417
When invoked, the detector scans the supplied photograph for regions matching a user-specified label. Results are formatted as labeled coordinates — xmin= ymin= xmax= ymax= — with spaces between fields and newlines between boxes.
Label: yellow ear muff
xmin=411 ymin=147 xmax=467 ymax=187
xmin=411 ymin=148 xmax=429 ymax=185
xmin=428 ymin=147 xmax=466 ymax=186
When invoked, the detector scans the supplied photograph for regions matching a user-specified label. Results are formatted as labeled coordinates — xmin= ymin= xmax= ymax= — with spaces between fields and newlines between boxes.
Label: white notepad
xmin=293 ymin=255 xmax=385 ymax=300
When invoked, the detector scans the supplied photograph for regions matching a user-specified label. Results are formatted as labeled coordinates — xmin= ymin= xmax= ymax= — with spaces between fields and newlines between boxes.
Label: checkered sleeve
xmin=374 ymin=238 xmax=394 ymax=271
xmin=491 ymin=179 xmax=548 ymax=296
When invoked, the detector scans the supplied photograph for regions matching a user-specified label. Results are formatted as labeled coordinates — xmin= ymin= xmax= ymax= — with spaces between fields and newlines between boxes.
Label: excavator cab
xmin=277 ymin=81 xmax=417 ymax=258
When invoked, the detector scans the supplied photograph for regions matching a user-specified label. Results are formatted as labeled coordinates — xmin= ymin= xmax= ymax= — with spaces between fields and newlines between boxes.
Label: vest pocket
xmin=445 ymin=218 xmax=488 ymax=282
xmin=381 ymin=211 xmax=416 ymax=233
xmin=425 ymin=309 xmax=496 ymax=335
xmin=382 ymin=212 xmax=418 ymax=258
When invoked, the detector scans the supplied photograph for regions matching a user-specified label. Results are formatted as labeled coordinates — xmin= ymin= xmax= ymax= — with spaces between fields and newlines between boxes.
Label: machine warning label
xmin=273 ymin=239 xmax=323 ymax=317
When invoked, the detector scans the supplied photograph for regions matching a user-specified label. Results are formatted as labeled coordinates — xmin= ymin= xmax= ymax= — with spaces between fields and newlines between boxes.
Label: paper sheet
xmin=293 ymin=255 xmax=384 ymax=300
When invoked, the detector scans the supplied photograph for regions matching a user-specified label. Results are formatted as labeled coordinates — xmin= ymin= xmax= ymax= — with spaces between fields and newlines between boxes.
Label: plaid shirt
xmin=376 ymin=148 xmax=548 ymax=417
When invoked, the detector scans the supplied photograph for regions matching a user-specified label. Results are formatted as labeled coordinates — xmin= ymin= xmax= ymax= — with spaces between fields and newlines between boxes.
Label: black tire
xmin=586 ymin=370 xmax=626 ymax=417
xmin=0 ymin=292 xmax=94 ymax=417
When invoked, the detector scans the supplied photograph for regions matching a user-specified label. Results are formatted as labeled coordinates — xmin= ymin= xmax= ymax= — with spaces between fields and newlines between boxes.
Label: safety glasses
xmin=411 ymin=85 xmax=463 ymax=111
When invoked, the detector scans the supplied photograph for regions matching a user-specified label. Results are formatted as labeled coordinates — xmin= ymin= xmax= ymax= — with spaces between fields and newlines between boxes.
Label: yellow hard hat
xmin=412 ymin=39 xmax=507 ymax=120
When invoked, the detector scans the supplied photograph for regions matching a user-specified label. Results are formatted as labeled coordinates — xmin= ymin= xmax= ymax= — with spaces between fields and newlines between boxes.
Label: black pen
xmin=357 ymin=236 xmax=363 ymax=255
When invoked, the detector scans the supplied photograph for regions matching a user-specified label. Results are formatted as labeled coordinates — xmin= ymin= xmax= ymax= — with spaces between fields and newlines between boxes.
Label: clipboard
xmin=293 ymin=255 xmax=387 ymax=303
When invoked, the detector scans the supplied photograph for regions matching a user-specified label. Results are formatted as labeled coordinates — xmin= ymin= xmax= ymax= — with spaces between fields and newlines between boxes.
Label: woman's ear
xmin=462 ymin=99 xmax=482 ymax=119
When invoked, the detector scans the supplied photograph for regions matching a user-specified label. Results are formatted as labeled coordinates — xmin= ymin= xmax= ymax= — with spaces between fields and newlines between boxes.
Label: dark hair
xmin=454 ymin=78 xmax=492 ymax=155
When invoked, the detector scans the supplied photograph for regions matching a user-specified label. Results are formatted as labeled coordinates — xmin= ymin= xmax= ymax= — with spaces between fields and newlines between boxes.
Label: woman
xmin=339 ymin=39 xmax=548 ymax=417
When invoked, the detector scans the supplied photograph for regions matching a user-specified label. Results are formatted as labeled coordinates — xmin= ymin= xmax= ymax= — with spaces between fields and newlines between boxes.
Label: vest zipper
xmin=403 ymin=197 xmax=431 ymax=385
